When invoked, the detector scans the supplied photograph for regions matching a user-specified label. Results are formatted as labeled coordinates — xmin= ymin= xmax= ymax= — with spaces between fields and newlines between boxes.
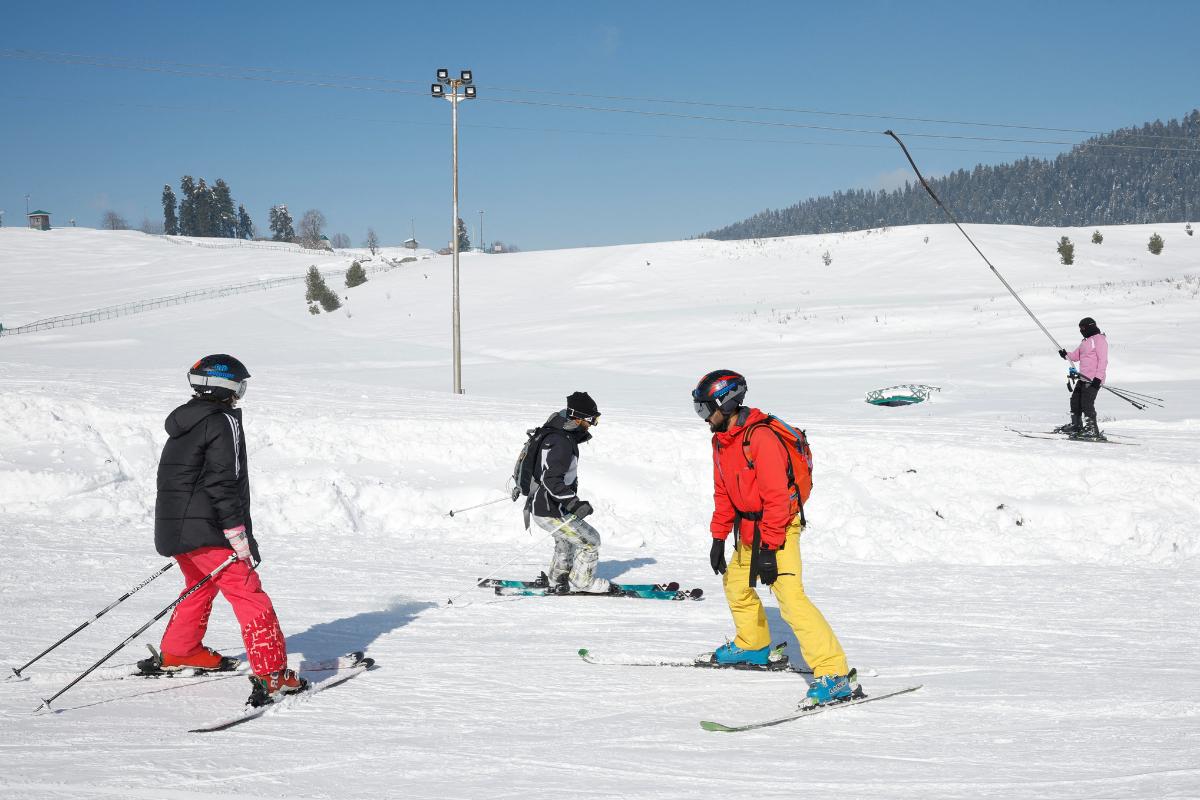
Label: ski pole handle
xmin=10 ymin=561 xmax=176 ymax=679
xmin=35 ymin=555 xmax=236 ymax=712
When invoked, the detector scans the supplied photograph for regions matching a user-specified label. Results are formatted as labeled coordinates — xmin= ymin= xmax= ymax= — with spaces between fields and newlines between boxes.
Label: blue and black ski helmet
xmin=692 ymin=370 xmax=747 ymax=420
xmin=188 ymin=354 xmax=250 ymax=400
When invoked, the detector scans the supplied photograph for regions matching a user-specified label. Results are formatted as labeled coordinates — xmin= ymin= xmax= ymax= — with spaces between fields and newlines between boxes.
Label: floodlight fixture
xmin=460 ymin=69 xmax=473 ymax=84
xmin=437 ymin=68 xmax=450 ymax=82
xmin=431 ymin=83 xmax=444 ymax=97
xmin=464 ymin=85 xmax=477 ymax=99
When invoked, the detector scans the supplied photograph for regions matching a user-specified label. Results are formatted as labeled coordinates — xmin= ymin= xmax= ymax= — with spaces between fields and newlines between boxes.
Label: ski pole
xmin=1105 ymin=386 xmax=1163 ymax=409
xmin=886 ymin=130 xmax=1065 ymax=354
xmin=34 ymin=554 xmax=236 ymax=712
xmin=446 ymin=495 xmax=510 ymax=518
xmin=9 ymin=561 xmax=175 ymax=679
xmin=444 ymin=514 xmax=578 ymax=607
xmin=1103 ymin=385 xmax=1164 ymax=403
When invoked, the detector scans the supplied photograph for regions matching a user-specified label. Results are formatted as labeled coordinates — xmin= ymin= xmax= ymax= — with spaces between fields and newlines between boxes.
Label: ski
xmin=494 ymin=584 xmax=703 ymax=601
xmin=578 ymin=642 xmax=809 ymax=674
xmin=188 ymin=652 xmax=375 ymax=733
xmin=700 ymin=684 xmax=922 ymax=733
xmin=478 ymin=573 xmax=681 ymax=592
xmin=1035 ymin=429 xmax=1134 ymax=439
xmin=1008 ymin=429 xmax=1136 ymax=446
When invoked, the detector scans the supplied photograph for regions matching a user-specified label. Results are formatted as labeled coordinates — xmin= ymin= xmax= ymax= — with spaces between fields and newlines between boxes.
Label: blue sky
xmin=1 ymin=0 xmax=1197 ymax=250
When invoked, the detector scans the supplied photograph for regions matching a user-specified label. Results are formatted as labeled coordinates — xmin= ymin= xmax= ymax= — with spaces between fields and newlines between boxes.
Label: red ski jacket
xmin=709 ymin=407 xmax=798 ymax=550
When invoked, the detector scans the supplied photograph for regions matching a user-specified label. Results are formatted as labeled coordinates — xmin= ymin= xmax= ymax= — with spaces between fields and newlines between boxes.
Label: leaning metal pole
xmin=885 ymin=130 xmax=1064 ymax=353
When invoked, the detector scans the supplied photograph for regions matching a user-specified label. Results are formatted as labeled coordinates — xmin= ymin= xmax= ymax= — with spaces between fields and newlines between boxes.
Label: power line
xmin=0 ymin=92 xmax=1186 ymax=164
xmin=4 ymin=47 xmax=1199 ymax=152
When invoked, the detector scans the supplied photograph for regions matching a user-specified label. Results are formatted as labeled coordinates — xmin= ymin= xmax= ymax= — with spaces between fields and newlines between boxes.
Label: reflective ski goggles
xmin=191 ymin=374 xmax=249 ymax=399
xmin=693 ymin=399 xmax=719 ymax=420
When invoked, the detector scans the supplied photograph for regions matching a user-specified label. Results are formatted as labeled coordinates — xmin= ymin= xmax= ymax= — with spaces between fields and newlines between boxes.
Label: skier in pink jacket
xmin=1056 ymin=317 xmax=1109 ymax=439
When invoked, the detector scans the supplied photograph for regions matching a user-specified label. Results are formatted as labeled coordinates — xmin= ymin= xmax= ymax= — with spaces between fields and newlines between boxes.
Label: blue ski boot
xmin=713 ymin=642 xmax=771 ymax=666
xmin=802 ymin=671 xmax=856 ymax=707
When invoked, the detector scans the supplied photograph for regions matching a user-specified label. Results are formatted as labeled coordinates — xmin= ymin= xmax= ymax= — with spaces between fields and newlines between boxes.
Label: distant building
xmin=403 ymin=237 xmax=419 ymax=250
xmin=27 ymin=210 xmax=51 ymax=231
xmin=317 ymin=235 xmax=333 ymax=251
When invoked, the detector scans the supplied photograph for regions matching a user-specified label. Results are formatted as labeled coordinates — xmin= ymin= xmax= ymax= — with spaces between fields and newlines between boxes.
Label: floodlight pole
xmin=432 ymin=69 xmax=476 ymax=395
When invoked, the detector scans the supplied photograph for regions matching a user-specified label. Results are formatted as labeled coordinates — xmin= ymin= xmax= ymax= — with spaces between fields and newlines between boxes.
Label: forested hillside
xmin=702 ymin=110 xmax=1200 ymax=240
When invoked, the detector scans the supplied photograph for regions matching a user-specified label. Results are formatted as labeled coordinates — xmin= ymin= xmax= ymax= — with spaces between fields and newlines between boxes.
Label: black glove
xmin=1058 ymin=349 xmax=1068 ymax=360
xmin=1090 ymin=377 xmax=1101 ymax=389
xmin=564 ymin=498 xmax=593 ymax=519
xmin=754 ymin=547 xmax=779 ymax=586
xmin=709 ymin=539 xmax=727 ymax=575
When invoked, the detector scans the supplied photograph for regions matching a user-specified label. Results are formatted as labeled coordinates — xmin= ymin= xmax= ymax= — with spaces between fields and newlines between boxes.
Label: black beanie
xmin=566 ymin=391 xmax=599 ymax=418
xmin=1079 ymin=317 xmax=1100 ymax=337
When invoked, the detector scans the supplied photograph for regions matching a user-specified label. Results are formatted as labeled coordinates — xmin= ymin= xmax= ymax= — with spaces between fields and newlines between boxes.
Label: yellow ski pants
xmin=722 ymin=517 xmax=848 ymax=678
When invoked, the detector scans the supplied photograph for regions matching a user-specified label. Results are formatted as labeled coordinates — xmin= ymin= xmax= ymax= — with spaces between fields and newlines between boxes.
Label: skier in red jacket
xmin=694 ymin=370 xmax=854 ymax=707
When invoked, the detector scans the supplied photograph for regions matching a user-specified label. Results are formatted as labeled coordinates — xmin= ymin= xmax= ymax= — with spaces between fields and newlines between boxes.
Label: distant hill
xmin=701 ymin=109 xmax=1200 ymax=240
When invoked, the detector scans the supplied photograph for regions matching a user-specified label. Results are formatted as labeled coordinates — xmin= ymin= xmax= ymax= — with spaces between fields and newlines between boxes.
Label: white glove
xmin=223 ymin=525 xmax=252 ymax=563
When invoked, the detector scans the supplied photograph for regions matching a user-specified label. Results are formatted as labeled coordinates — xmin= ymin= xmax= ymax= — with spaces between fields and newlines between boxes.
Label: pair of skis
xmin=478 ymin=574 xmax=703 ymax=601
xmin=579 ymin=645 xmax=920 ymax=732
xmin=1009 ymin=428 xmax=1137 ymax=446
xmin=188 ymin=651 xmax=375 ymax=733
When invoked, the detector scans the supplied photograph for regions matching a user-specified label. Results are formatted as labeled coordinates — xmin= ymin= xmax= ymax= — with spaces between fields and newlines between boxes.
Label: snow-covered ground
xmin=1 ymin=223 xmax=1197 ymax=799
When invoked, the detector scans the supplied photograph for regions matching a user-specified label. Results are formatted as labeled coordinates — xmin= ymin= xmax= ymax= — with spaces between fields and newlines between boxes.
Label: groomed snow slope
xmin=1 ymin=224 xmax=1198 ymax=799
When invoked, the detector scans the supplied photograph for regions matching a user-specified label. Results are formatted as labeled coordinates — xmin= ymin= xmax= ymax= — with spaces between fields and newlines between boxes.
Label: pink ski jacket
xmin=1067 ymin=333 xmax=1108 ymax=382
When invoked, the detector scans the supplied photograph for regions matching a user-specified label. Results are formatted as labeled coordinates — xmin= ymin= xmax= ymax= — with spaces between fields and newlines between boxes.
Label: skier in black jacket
xmin=527 ymin=391 xmax=610 ymax=594
xmin=148 ymin=355 xmax=307 ymax=707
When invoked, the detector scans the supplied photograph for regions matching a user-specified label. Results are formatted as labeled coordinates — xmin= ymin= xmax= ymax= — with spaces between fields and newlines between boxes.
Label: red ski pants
xmin=160 ymin=546 xmax=287 ymax=675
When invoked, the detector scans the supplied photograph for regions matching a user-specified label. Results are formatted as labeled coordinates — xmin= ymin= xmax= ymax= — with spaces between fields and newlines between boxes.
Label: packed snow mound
xmin=1 ymin=223 xmax=1198 ymax=567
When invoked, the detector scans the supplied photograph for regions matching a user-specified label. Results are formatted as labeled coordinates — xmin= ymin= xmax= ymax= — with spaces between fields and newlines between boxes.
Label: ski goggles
xmin=693 ymin=399 xmax=719 ymax=420
xmin=191 ymin=374 xmax=249 ymax=399
xmin=568 ymin=409 xmax=600 ymax=426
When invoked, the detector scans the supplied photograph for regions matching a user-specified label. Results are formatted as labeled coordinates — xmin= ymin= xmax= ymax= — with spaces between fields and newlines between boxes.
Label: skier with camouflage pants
xmin=526 ymin=392 xmax=610 ymax=594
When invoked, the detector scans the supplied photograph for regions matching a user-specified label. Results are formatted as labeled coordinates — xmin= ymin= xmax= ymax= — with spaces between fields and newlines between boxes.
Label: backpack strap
xmin=740 ymin=419 xmax=807 ymax=527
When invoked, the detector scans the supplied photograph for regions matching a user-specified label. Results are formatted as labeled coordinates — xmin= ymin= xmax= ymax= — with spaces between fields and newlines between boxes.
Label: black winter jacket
xmin=528 ymin=411 xmax=592 ymax=518
xmin=154 ymin=398 xmax=259 ymax=560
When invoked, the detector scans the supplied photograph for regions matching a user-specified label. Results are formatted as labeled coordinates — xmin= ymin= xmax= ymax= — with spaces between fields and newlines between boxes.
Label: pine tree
xmin=821 ymin=250 xmax=832 ymax=266
xmin=193 ymin=179 xmax=213 ymax=237
xmin=456 ymin=217 xmax=471 ymax=251
xmin=179 ymin=176 xmax=196 ymax=236
xmin=236 ymin=205 xmax=254 ymax=240
xmin=212 ymin=179 xmax=237 ymax=238
xmin=1057 ymin=236 xmax=1074 ymax=265
xmin=162 ymin=184 xmax=179 ymax=235
xmin=305 ymin=266 xmax=341 ymax=311
xmin=1148 ymin=233 xmax=1164 ymax=254
xmin=345 ymin=261 xmax=368 ymax=287
xmin=270 ymin=205 xmax=295 ymax=242
xmin=1091 ymin=230 xmax=1103 ymax=244
xmin=1187 ymin=223 xmax=1194 ymax=237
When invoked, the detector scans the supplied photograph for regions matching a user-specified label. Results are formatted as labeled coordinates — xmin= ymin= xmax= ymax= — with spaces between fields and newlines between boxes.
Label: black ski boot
xmin=1053 ymin=413 xmax=1083 ymax=435
xmin=1070 ymin=417 xmax=1106 ymax=441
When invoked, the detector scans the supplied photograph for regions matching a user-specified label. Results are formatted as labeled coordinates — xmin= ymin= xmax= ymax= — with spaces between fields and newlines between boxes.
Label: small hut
xmin=27 ymin=210 xmax=51 ymax=231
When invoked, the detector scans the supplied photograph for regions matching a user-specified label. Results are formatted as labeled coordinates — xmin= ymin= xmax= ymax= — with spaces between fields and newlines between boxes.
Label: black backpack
xmin=512 ymin=426 xmax=553 ymax=501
